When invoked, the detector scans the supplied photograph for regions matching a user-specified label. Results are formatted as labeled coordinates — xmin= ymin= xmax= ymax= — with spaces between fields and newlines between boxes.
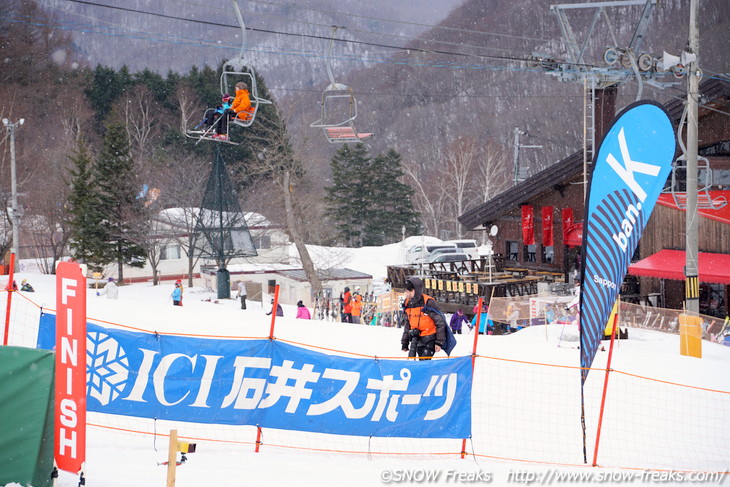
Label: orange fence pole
xmin=461 ymin=296 xmax=483 ymax=459
xmin=268 ymin=284 xmax=280 ymax=339
xmin=255 ymin=426 xmax=263 ymax=453
xmin=259 ymin=284 xmax=281 ymax=450
xmin=592 ymin=299 xmax=620 ymax=466
xmin=3 ymin=252 xmax=16 ymax=346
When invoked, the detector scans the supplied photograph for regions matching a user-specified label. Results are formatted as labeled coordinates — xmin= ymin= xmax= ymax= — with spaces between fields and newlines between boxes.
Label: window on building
xmin=523 ymin=244 xmax=537 ymax=262
xmin=161 ymin=244 xmax=181 ymax=260
xmin=542 ymin=245 xmax=554 ymax=264
xmin=252 ymin=235 xmax=271 ymax=250
xmin=506 ymin=241 xmax=519 ymax=261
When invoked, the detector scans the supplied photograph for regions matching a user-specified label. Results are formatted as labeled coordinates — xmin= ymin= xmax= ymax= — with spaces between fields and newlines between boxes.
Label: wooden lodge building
xmin=458 ymin=78 xmax=730 ymax=319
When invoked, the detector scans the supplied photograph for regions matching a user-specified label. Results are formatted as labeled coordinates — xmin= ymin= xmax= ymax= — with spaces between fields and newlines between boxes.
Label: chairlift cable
xmin=49 ymin=0 xmax=558 ymax=68
xmin=9 ymin=10 xmax=558 ymax=73
xmin=168 ymin=0 xmax=552 ymax=44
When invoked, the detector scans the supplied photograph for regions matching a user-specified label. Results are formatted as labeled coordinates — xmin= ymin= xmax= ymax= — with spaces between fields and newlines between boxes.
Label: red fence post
xmin=269 ymin=284 xmax=280 ymax=339
xmin=3 ymin=252 xmax=16 ymax=346
xmin=592 ymin=300 xmax=620 ymax=466
xmin=461 ymin=297 xmax=483 ymax=459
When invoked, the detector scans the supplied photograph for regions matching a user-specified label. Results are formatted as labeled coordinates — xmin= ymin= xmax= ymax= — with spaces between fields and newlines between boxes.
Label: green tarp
xmin=0 ymin=346 xmax=55 ymax=487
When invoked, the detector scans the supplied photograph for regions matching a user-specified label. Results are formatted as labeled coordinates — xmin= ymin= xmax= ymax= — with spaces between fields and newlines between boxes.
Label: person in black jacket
xmin=400 ymin=277 xmax=447 ymax=360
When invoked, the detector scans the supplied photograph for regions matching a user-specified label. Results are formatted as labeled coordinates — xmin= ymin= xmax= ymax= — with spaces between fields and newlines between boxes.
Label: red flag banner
xmin=561 ymin=208 xmax=574 ymax=242
xmin=55 ymin=262 xmax=87 ymax=473
xmin=542 ymin=206 xmax=554 ymax=246
xmin=522 ymin=205 xmax=535 ymax=245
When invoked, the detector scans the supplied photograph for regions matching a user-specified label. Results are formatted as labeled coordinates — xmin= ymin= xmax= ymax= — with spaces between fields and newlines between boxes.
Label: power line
xmin=50 ymin=0 xmax=554 ymax=67
xmin=6 ymin=11 xmax=552 ymax=72
xmin=168 ymin=0 xmax=552 ymax=44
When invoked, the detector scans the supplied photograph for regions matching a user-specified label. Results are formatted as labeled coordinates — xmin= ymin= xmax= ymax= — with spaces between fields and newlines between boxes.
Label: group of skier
xmin=198 ymin=81 xmax=255 ymax=140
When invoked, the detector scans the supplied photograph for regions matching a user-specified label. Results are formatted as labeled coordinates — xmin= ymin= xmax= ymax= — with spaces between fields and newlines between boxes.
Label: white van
xmin=406 ymin=243 xmax=457 ymax=264
xmin=444 ymin=239 xmax=479 ymax=260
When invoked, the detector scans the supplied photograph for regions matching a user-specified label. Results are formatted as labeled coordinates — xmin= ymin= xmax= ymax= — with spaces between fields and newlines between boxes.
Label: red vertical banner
xmin=521 ymin=205 xmax=535 ymax=245
xmin=562 ymin=208 xmax=574 ymax=242
xmin=542 ymin=206 xmax=554 ymax=246
xmin=55 ymin=262 xmax=87 ymax=473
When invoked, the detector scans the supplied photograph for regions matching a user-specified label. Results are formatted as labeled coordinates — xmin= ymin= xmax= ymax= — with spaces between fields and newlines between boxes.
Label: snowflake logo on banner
xmin=86 ymin=331 xmax=130 ymax=405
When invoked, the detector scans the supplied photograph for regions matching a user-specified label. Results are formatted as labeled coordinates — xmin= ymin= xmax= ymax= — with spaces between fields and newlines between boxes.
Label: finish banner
xmin=579 ymin=101 xmax=675 ymax=383
xmin=54 ymin=263 xmax=87 ymax=473
xmin=37 ymin=315 xmax=472 ymax=439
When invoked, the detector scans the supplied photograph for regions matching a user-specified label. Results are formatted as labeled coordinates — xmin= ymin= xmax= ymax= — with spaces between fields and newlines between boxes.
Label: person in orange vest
xmin=400 ymin=277 xmax=447 ymax=360
xmin=351 ymin=293 xmax=364 ymax=324
xmin=231 ymin=81 xmax=255 ymax=121
xmin=341 ymin=287 xmax=353 ymax=323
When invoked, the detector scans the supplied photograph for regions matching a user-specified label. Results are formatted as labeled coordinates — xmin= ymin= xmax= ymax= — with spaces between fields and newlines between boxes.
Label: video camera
xmin=408 ymin=328 xmax=420 ymax=358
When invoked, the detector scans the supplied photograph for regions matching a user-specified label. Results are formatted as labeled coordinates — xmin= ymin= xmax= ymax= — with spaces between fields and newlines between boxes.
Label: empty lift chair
xmin=310 ymin=26 xmax=373 ymax=143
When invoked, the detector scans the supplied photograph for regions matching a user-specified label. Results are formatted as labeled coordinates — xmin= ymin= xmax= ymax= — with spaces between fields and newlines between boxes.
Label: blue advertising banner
xmin=37 ymin=313 xmax=472 ymax=438
xmin=579 ymin=101 xmax=675 ymax=383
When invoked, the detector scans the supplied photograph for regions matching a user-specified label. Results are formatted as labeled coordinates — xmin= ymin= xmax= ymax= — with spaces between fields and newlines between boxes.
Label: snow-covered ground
xmin=3 ymin=249 xmax=730 ymax=487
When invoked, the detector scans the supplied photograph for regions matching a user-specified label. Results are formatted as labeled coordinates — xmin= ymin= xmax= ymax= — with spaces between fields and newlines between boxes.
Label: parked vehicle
xmin=444 ymin=239 xmax=479 ymax=260
xmin=425 ymin=252 xmax=469 ymax=264
xmin=405 ymin=243 xmax=457 ymax=264
xmin=413 ymin=247 xmax=461 ymax=264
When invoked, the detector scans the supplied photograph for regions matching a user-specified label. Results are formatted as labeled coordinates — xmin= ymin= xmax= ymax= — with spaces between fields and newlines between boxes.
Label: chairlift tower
xmin=194 ymin=147 xmax=257 ymax=298
xmin=512 ymin=127 xmax=542 ymax=186
xmin=529 ymin=1 xmax=667 ymax=196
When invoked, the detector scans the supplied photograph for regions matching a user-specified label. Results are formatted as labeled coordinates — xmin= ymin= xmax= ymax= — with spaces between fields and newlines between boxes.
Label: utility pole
xmin=2 ymin=118 xmax=24 ymax=258
xmin=512 ymin=127 xmax=542 ymax=186
xmin=684 ymin=0 xmax=700 ymax=314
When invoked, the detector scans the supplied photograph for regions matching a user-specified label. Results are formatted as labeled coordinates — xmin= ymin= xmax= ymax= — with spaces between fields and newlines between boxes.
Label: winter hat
xmin=222 ymin=93 xmax=233 ymax=101
xmin=297 ymin=300 xmax=304 ymax=307
xmin=108 ymin=277 xmax=114 ymax=282
xmin=405 ymin=277 xmax=423 ymax=299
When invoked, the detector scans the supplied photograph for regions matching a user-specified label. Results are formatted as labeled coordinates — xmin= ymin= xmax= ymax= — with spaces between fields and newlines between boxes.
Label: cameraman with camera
xmin=400 ymin=277 xmax=447 ymax=360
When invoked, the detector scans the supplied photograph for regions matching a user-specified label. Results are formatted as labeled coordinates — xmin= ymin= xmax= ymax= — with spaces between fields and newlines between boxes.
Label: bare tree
xmin=403 ymin=158 xmax=449 ymax=238
xmin=243 ymin=104 xmax=323 ymax=294
xmin=475 ymin=138 xmax=511 ymax=205
xmin=175 ymin=81 xmax=203 ymax=136
xmin=122 ymin=84 xmax=162 ymax=170
xmin=141 ymin=215 xmax=174 ymax=285
xmin=157 ymin=153 xmax=209 ymax=288
xmin=24 ymin=163 xmax=72 ymax=273
xmin=440 ymin=138 xmax=479 ymax=237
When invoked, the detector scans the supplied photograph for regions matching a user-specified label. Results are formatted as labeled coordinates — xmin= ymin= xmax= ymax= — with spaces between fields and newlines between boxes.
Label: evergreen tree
xmin=66 ymin=138 xmax=107 ymax=269
xmin=324 ymin=144 xmax=371 ymax=246
xmin=325 ymin=145 xmax=420 ymax=247
xmin=94 ymin=120 xmax=148 ymax=279
xmin=85 ymin=65 xmax=134 ymax=125
xmin=365 ymin=149 xmax=420 ymax=246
